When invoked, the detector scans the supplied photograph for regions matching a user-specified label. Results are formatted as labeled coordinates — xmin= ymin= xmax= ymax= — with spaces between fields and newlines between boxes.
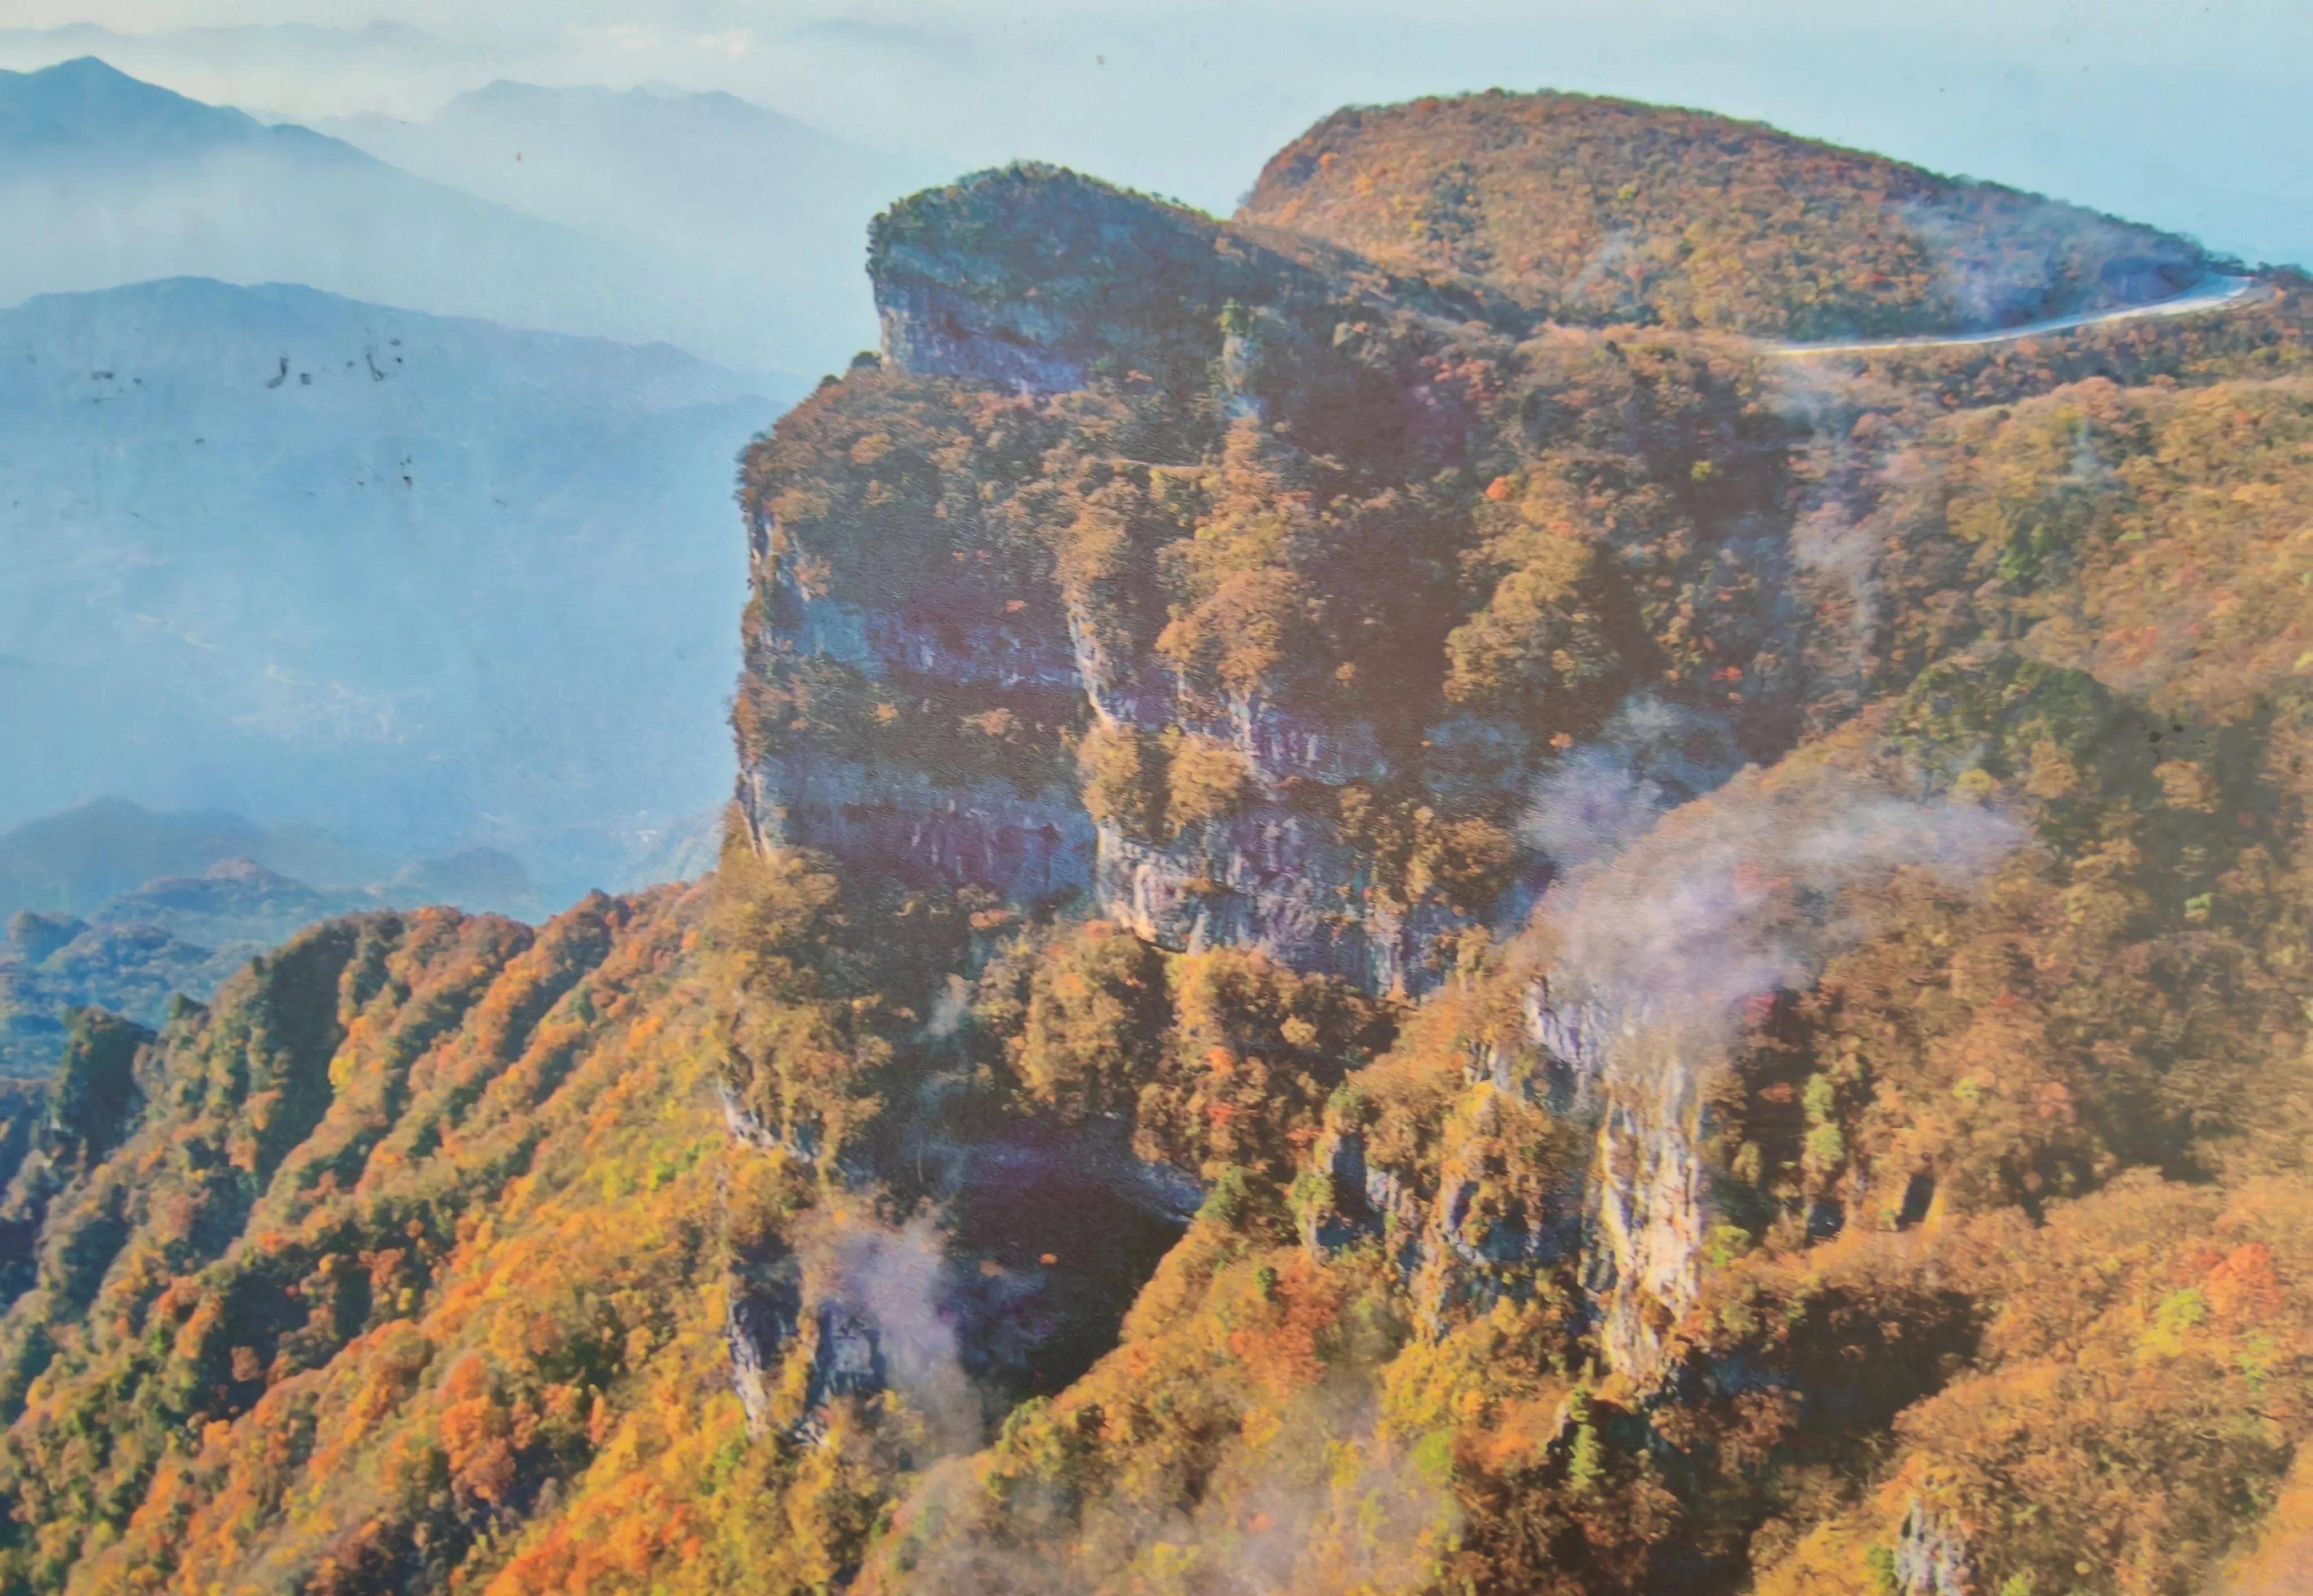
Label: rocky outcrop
xmin=740 ymin=174 xmax=1512 ymax=984
xmin=739 ymin=504 xmax=1097 ymax=906
xmin=1302 ymin=1030 xmax=1596 ymax=1336
xmin=721 ymin=1232 xmax=902 ymax=1447
xmin=1302 ymin=973 xmax=1721 ymax=1376
xmin=740 ymin=750 xmax=1096 ymax=906
xmin=1522 ymin=979 xmax=1614 ymax=1113
xmin=869 ymin=165 xmax=1259 ymax=395
xmin=733 ymin=162 xmax=1852 ymax=1407
xmin=1524 ymin=984 xmax=1710 ymax=1381
xmin=1300 ymin=1120 xmax=1423 ymax=1261
xmin=725 ymin=1250 xmax=804 ymax=1437
xmin=1098 ymin=812 xmax=1450 ymax=993
xmin=1893 ymin=1498 xmax=1978 ymax=1596
xmin=868 ymin=163 xmax=1520 ymax=398
xmin=797 ymin=1301 xmax=889 ymax=1434
xmin=1582 ymin=1089 xmax=1713 ymax=1380
xmin=758 ymin=521 xmax=1083 ymax=693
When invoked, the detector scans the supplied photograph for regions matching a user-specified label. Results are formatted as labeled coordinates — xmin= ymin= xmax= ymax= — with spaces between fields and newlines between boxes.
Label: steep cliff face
xmin=736 ymin=163 xmax=1817 ymax=997
xmin=1298 ymin=964 xmax=1751 ymax=1382
xmin=869 ymin=164 xmax=1308 ymax=395
xmin=730 ymin=154 xmax=2014 ymax=1420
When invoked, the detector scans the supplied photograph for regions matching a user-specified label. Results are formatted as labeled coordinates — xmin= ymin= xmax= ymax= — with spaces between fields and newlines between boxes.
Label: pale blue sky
xmin=5 ymin=0 xmax=2309 ymax=268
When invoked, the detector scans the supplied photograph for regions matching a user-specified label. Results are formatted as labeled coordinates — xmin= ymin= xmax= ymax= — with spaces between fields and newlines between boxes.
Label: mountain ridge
xmin=0 ymin=55 xmax=365 ymax=166
xmin=0 ymin=58 xmax=791 ymax=367
xmin=1240 ymin=86 xmax=2220 ymax=340
xmin=317 ymin=76 xmax=932 ymax=375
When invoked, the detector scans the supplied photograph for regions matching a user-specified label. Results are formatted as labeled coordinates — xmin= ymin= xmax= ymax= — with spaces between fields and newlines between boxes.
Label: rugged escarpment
xmin=738 ymin=161 xmax=1814 ymax=994
xmin=6 ymin=90 xmax=2313 ymax=1596
xmin=846 ymin=342 xmax=2313 ymax=1596
xmin=719 ymin=114 xmax=2313 ymax=1596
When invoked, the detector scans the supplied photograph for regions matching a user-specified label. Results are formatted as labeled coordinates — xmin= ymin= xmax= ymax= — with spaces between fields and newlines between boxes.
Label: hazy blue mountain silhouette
xmin=0 ymin=276 xmax=782 ymax=900
xmin=0 ymin=58 xmax=798 ymax=374
xmin=323 ymin=79 xmax=931 ymax=373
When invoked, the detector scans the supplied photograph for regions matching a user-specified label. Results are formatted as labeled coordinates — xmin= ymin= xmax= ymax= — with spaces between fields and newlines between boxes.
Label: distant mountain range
xmin=0 ymin=790 xmax=727 ymax=1074
xmin=0 ymin=276 xmax=777 ymax=897
xmin=0 ymin=58 xmax=778 ymax=368
xmin=0 ymin=56 xmax=922 ymax=376
xmin=0 ymin=58 xmax=812 ymax=925
xmin=0 ymin=798 xmax=361 ymax=920
xmin=0 ymin=798 xmax=557 ymax=924
xmin=322 ymin=80 xmax=932 ymax=375
xmin=2 ymin=853 xmax=367 ymax=1075
xmin=0 ymin=799 xmax=604 ymax=1074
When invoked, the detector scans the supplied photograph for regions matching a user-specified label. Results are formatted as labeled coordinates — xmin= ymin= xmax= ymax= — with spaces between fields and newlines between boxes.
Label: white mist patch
xmin=1536 ymin=763 xmax=2024 ymax=1080
xmin=795 ymin=1210 xmax=980 ymax=1454
xmin=919 ymin=973 xmax=973 ymax=1042
xmin=1521 ymin=694 xmax=1743 ymax=873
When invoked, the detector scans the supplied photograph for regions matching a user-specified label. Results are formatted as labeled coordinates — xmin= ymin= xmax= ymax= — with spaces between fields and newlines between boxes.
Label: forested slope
xmin=1238 ymin=89 xmax=2215 ymax=341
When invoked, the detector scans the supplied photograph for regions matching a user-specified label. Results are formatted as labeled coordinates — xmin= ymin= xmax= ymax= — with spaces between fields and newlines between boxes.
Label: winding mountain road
xmin=1768 ymin=273 xmax=2267 ymax=358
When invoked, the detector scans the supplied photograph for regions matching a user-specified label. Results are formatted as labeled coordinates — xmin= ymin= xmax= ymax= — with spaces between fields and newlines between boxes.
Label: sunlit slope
xmin=1240 ymin=89 xmax=2215 ymax=339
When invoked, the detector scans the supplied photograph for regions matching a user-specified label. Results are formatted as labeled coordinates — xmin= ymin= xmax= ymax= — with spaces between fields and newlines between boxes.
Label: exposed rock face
xmin=736 ymin=485 xmax=1097 ymax=907
xmin=1582 ymin=1088 xmax=1713 ymax=1380
xmin=740 ymin=749 xmax=1096 ymax=908
xmin=1303 ymin=1026 xmax=1596 ymax=1336
xmin=1895 ymin=1498 xmax=1978 ymax=1596
xmin=800 ymin=1301 xmax=889 ymax=1420
xmin=868 ymin=163 xmax=1518 ymax=397
xmin=868 ymin=165 xmax=1254 ymax=395
xmin=1299 ymin=979 xmax=1722 ymax=1377
xmin=720 ymin=1232 xmax=901 ymax=1447
xmin=1468 ymin=758 xmax=2026 ymax=1381
xmin=757 ymin=524 xmax=1082 ymax=694
xmin=1494 ymin=971 xmax=1727 ymax=1382
xmin=1302 ymin=1120 xmax=1426 ymax=1264
xmin=732 ymin=160 xmax=1854 ymax=1410
xmin=738 ymin=165 xmax=1551 ymax=987
xmin=736 ymin=164 xmax=1835 ymax=1005
xmin=725 ymin=1251 xmax=803 ymax=1437
xmin=1522 ymin=980 xmax=1613 ymax=1112
xmin=1098 ymin=812 xmax=1449 ymax=993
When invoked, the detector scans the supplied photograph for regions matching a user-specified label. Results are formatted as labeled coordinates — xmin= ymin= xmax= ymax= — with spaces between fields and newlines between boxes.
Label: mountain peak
xmin=0 ymin=54 xmax=378 ymax=172
xmin=20 ymin=54 xmax=137 ymax=86
xmin=438 ymin=76 xmax=834 ymax=149
xmin=1240 ymin=87 xmax=2211 ymax=340
xmin=1 ymin=54 xmax=254 ymax=142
